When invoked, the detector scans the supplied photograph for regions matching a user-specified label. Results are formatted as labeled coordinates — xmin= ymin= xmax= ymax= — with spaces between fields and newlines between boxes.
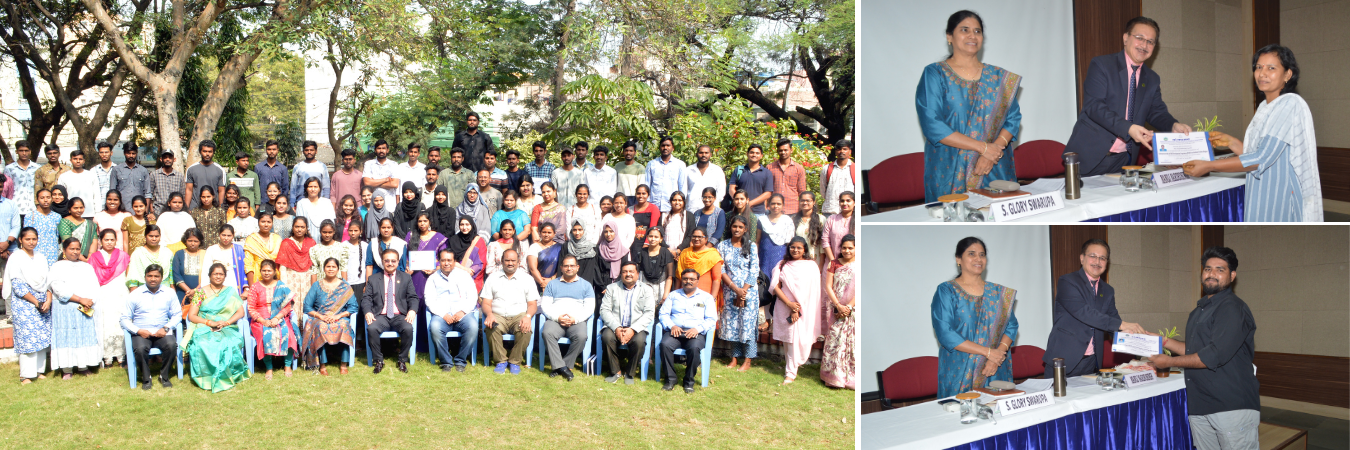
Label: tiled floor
xmin=1261 ymin=406 xmax=1349 ymax=450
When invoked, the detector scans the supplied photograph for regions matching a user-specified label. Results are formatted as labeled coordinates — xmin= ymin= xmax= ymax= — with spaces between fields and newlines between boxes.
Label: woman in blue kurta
xmin=931 ymin=236 xmax=1018 ymax=398
xmin=915 ymin=11 xmax=1022 ymax=202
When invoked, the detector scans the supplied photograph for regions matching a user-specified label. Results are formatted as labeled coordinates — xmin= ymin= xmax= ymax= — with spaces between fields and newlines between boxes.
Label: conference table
xmin=865 ymin=172 xmax=1246 ymax=222
xmin=861 ymin=374 xmax=1191 ymax=449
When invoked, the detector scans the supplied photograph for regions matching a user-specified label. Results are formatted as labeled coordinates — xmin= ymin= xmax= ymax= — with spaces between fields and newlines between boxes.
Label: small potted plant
xmin=1154 ymin=326 xmax=1181 ymax=377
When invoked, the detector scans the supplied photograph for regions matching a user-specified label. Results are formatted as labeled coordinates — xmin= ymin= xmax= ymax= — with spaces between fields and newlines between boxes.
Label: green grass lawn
xmin=0 ymin=347 xmax=854 ymax=449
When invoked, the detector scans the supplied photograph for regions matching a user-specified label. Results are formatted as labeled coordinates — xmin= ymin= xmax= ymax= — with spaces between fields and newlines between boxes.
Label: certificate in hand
xmin=1112 ymin=332 xmax=1163 ymax=357
xmin=1151 ymin=132 xmax=1214 ymax=166
xmin=407 ymin=250 xmax=435 ymax=271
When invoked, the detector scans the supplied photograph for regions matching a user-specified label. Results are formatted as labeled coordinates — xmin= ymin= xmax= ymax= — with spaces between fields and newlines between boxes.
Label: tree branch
xmin=80 ymin=0 xmax=157 ymax=84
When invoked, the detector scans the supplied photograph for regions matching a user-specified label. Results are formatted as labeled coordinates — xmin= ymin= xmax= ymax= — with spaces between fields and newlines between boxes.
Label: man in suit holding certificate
xmin=1043 ymin=239 xmax=1148 ymax=378
xmin=1064 ymin=17 xmax=1192 ymax=176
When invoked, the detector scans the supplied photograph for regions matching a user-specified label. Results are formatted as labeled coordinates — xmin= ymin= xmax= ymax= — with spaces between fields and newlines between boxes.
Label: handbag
xmin=757 ymin=271 xmax=776 ymax=308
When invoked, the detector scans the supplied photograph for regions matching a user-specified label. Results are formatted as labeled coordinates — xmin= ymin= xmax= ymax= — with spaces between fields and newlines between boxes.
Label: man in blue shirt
xmin=659 ymin=269 xmax=718 ymax=393
xmin=0 ymin=187 xmax=18 ymax=317
xmin=644 ymin=136 xmax=687 ymax=212
xmin=121 ymin=264 xmax=183 ymax=390
xmin=729 ymin=144 xmax=775 ymax=215
xmin=290 ymin=140 xmax=331 ymax=203
xmin=525 ymin=141 xmax=554 ymax=194
xmin=254 ymin=139 xmax=290 ymax=204
xmin=540 ymin=255 xmax=595 ymax=381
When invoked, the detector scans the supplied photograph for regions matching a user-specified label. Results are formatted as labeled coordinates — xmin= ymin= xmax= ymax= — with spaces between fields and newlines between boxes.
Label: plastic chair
xmin=877 ymin=356 xmax=939 ymax=409
xmin=364 ymin=316 xmax=417 ymax=366
xmin=536 ymin=316 xmax=593 ymax=374
xmin=479 ymin=313 xmax=534 ymax=368
xmin=427 ymin=309 xmax=479 ymax=366
xmin=652 ymin=321 xmax=715 ymax=387
xmin=594 ymin=317 xmax=655 ymax=381
xmin=123 ymin=323 xmax=184 ymax=389
xmin=245 ymin=306 xmax=299 ymax=372
xmin=300 ymin=313 xmax=358 ymax=368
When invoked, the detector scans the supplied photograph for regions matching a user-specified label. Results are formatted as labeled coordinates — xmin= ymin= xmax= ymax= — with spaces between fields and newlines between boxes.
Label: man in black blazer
xmin=363 ymin=249 xmax=420 ymax=373
xmin=1064 ymin=17 xmax=1192 ymax=176
xmin=1043 ymin=239 xmax=1147 ymax=378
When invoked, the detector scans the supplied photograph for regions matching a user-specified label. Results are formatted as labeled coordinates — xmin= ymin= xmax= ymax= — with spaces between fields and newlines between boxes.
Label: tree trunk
xmin=327 ymin=43 xmax=346 ymax=160
xmin=185 ymin=49 xmax=262 ymax=165
xmin=153 ymin=83 xmax=184 ymax=171
xmin=106 ymin=82 xmax=148 ymax=145
xmin=551 ymin=0 xmax=576 ymax=117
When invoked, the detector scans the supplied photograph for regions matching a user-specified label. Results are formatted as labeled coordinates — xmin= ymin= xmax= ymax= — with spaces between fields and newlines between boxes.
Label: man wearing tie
xmin=1043 ymin=239 xmax=1148 ymax=378
xmin=1064 ymin=17 xmax=1192 ymax=176
xmin=363 ymin=249 xmax=419 ymax=374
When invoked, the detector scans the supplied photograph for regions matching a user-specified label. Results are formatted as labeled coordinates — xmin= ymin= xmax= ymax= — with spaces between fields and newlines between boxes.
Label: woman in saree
xmin=820 ymin=234 xmax=858 ymax=390
xmin=303 ymin=257 xmax=357 ymax=375
xmin=758 ymin=194 xmax=794 ymax=278
xmin=270 ymin=195 xmax=295 ymax=240
xmin=6 ymin=227 xmax=52 ymax=383
xmin=527 ymin=223 xmax=562 ymax=291
xmin=1183 ymin=44 xmax=1323 ymax=222
xmin=427 ymin=186 xmax=458 ymax=240
xmin=243 ymin=213 xmax=282 ymax=285
xmin=404 ymin=213 xmax=446 ymax=297
xmin=362 ymin=190 xmax=392 ymax=240
xmin=629 ymin=184 xmax=660 ymax=239
xmin=718 ymin=216 xmax=759 ymax=372
xmin=485 ymin=218 xmax=522 ymax=276
xmin=189 ymin=186 xmax=227 ymax=240
xmin=916 ymin=10 xmax=1022 ymax=201
xmin=49 ymin=238 xmax=102 ymax=378
xmin=57 ymin=198 xmax=97 ymax=259
xmin=126 ymin=225 xmax=174 ymax=291
xmin=447 ymin=217 xmax=487 ymax=290
xmin=246 ymin=260 xmax=296 ymax=379
xmin=93 ymin=190 xmax=130 ymax=251
xmin=153 ymin=194 xmax=192 ymax=250
xmin=172 ymin=229 xmax=205 ymax=305
xmin=183 ymin=263 xmax=250 ymax=392
xmin=366 ymin=217 xmax=406 ymax=279
xmin=275 ymin=217 xmax=316 ymax=311
xmin=724 ymin=190 xmax=758 ymax=246
xmin=770 ymin=236 xmax=823 ymax=385
xmin=596 ymin=219 xmax=629 ymax=284
xmin=693 ymin=187 xmax=725 ymax=247
xmin=931 ymin=236 xmax=1017 ymax=398
xmin=530 ymin=182 xmax=567 ymax=245
xmin=25 ymin=189 xmax=61 ymax=267
xmin=625 ymin=227 xmax=674 ymax=301
xmin=200 ymin=225 xmax=246 ymax=289
xmin=822 ymin=192 xmax=855 ymax=263
xmin=456 ymin=183 xmax=491 ymax=240
xmin=91 ymin=229 xmax=131 ymax=365
xmin=121 ymin=195 xmax=155 ymax=254
xmin=662 ymin=191 xmax=696 ymax=251
xmin=392 ymin=181 xmax=423 ymax=238
xmin=562 ymin=218 xmax=608 ymax=306
xmin=675 ymin=228 xmax=723 ymax=305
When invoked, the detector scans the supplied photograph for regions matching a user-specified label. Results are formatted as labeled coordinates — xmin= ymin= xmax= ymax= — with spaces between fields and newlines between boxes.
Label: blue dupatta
xmin=916 ymin=62 xmax=1023 ymax=201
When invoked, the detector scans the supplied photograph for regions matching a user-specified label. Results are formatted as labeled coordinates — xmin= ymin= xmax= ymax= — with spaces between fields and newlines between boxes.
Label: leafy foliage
xmin=1193 ymin=116 xmax=1222 ymax=133
xmin=545 ymin=74 xmax=661 ymax=152
xmin=668 ymin=96 xmax=830 ymax=194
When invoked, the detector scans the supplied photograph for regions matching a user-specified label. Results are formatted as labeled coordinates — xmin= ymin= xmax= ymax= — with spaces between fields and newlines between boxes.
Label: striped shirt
xmin=1239 ymin=94 xmax=1322 ymax=222
xmin=526 ymin=161 xmax=555 ymax=193
xmin=149 ymin=168 xmax=185 ymax=215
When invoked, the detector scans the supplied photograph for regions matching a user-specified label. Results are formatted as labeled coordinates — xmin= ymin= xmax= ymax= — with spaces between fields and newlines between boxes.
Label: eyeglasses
xmin=1084 ymin=254 xmax=1109 ymax=263
xmin=1130 ymin=34 xmax=1157 ymax=47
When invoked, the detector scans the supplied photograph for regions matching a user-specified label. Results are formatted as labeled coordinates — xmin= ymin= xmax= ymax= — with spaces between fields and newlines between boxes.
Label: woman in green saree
xmin=57 ymin=198 xmax=97 ymax=259
xmin=183 ymin=262 xmax=251 ymax=392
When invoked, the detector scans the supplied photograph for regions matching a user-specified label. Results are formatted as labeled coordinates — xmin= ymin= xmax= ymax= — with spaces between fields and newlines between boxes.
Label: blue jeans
xmin=429 ymin=313 xmax=479 ymax=366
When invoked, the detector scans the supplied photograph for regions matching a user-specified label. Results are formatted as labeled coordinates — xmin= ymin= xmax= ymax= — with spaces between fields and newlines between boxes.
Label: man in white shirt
xmin=396 ymin=143 xmax=427 ymax=190
xmin=363 ymin=139 xmax=401 ymax=207
xmin=421 ymin=166 xmax=439 ymax=209
xmin=682 ymin=144 xmax=725 ymax=206
xmin=424 ymin=249 xmax=480 ymax=372
xmin=819 ymin=139 xmax=855 ymax=215
xmin=583 ymin=145 xmax=618 ymax=200
xmin=290 ymin=140 xmax=331 ymax=203
xmin=539 ymin=255 xmax=596 ymax=381
xmin=550 ymin=148 xmax=585 ymax=207
xmin=481 ymin=249 xmax=539 ymax=375
xmin=58 ymin=150 xmax=101 ymax=218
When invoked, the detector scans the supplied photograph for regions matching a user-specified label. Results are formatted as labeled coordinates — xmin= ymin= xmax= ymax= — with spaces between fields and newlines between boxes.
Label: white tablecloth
xmin=860 ymin=374 xmax=1187 ymax=450
xmin=864 ymin=174 xmax=1246 ymax=222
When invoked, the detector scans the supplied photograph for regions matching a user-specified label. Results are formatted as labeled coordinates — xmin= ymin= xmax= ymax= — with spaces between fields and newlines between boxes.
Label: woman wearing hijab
xmin=596 ymin=217 xmax=630 ymax=284
xmin=50 ymin=185 xmax=73 ymax=218
xmin=362 ymin=189 xmax=393 ymax=240
xmin=447 ymin=217 xmax=488 ymax=290
xmin=561 ymin=218 xmax=609 ymax=311
xmin=7 ymin=227 xmax=52 ymax=383
xmin=427 ymin=185 xmax=458 ymax=239
xmin=676 ymin=228 xmax=723 ymax=304
xmin=456 ymin=184 xmax=491 ymax=240
xmin=393 ymin=181 xmax=423 ymax=238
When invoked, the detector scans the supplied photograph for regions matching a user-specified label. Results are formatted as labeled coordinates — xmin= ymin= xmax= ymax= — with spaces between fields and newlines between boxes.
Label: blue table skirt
xmin=1086 ymin=185 xmax=1245 ymax=222
xmin=951 ymin=388 xmax=1192 ymax=450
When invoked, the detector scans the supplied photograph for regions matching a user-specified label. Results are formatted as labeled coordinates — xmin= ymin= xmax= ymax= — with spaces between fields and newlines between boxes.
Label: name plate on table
xmin=1152 ymin=169 xmax=1194 ymax=189
xmin=1123 ymin=370 xmax=1160 ymax=389
xmin=990 ymin=191 xmax=1065 ymax=222
xmin=996 ymin=391 xmax=1056 ymax=417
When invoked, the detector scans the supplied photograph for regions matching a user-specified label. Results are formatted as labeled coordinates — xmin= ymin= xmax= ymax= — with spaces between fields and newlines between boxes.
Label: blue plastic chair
xmin=123 ymin=323 xmax=184 ymax=389
xmin=364 ymin=316 xmax=417 ymax=366
xmin=479 ymin=313 xmax=534 ymax=368
xmin=594 ymin=317 xmax=655 ymax=381
xmin=652 ymin=322 xmax=716 ymax=387
xmin=536 ymin=315 xmax=593 ymax=374
xmin=244 ymin=306 xmax=299 ymax=372
xmin=299 ymin=313 xmax=358 ymax=368
xmin=427 ymin=309 xmax=479 ymax=366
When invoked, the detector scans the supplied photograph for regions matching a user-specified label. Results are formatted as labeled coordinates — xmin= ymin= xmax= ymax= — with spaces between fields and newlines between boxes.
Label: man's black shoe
xmin=373 ymin=361 xmax=385 ymax=374
xmin=396 ymin=361 xmax=408 ymax=373
xmin=663 ymin=381 xmax=675 ymax=391
xmin=562 ymin=368 xmax=575 ymax=381
xmin=160 ymin=377 xmax=173 ymax=388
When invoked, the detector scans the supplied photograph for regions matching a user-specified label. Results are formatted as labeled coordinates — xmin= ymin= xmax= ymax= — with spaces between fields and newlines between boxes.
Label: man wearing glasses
xmin=1064 ymin=17 xmax=1192 ymax=176
xmin=1042 ymin=239 xmax=1148 ymax=378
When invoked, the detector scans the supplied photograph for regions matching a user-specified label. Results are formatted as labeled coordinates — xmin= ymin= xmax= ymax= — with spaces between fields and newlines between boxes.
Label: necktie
xmin=1126 ymin=65 xmax=1139 ymax=121
xmin=384 ymin=275 xmax=397 ymax=318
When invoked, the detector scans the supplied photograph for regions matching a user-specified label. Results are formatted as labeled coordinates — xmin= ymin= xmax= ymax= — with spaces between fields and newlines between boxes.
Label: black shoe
xmin=456 ymin=364 xmax=466 ymax=373
xmin=160 ymin=378 xmax=173 ymax=388
xmin=373 ymin=361 xmax=385 ymax=374
xmin=549 ymin=368 xmax=561 ymax=378
xmin=684 ymin=383 xmax=695 ymax=394
xmin=440 ymin=364 xmax=454 ymax=372
xmin=562 ymin=368 xmax=575 ymax=382
xmin=140 ymin=380 xmax=152 ymax=391
xmin=396 ymin=361 xmax=408 ymax=373
xmin=663 ymin=381 xmax=675 ymax=391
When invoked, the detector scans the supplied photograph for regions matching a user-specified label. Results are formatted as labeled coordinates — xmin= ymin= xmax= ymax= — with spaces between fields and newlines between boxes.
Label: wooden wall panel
xmin=1317 ymin=147 xmax=1350 ymax=202
xmin=1253 ymin=352 xmax=1350 ymax=408
xmin=1073 ymin=0 xmax=1143 ymax=109
xmin=1252 ymin=0 xmax=1281 ymax=111
xmin=1049 ymin=225 xmax=1110 ymax=296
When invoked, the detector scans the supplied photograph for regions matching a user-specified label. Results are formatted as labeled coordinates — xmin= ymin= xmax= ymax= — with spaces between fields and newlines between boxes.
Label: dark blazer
xmin=1043 ymin=269 xmax=1123 ymax=374
xmin=1064 ymin=52 xmax=1179 ymax=176
xmin=362 ymin=271 xmax=420 ymax=318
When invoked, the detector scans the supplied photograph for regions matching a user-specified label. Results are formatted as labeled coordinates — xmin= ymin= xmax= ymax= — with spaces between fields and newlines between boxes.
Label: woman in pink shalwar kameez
xmin=770 ymin=236 xmax=823 ymax=384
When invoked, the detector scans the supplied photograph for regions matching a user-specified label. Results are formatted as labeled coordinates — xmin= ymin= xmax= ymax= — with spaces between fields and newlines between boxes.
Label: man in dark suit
xmin=363 ymin=249 xmax=420 ymax=373
xmin=1043 ymin=239 xmax=1148 ymax=378
xmin=1064 ymin=17 xmax=1192 ymax=176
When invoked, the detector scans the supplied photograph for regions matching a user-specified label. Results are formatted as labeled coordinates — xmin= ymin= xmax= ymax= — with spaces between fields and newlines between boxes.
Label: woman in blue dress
xmin=931 ymin=236 xmax=1018 ymax=398
xmin=6 ymin=228 xmax=52 ymax=383
xmin=916 ymin=10 xmax=1022 ymax=202
xmin=717 ymin=215 xmax=759 ymax=372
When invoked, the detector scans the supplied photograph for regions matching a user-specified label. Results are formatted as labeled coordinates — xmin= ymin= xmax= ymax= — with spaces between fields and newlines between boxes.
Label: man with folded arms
xmin=599 ymin=262 xmax=657 ymax=384
xmin=1151 ymin=247 xmax=1258 ymax=450
xmin=539 ymin=255 xmax=595 ymax=381
xmin=362 ymin=249 xmax=419 ymax=374
xmin=1043 ymin=238 xmax=1148 ymax=378
xmin=659 ymin=269 xmax=718 ymax=393
xmin=481 ymin=249 xmax=539 ymax=375
xmin=424 ymin=249 xmax=480 ymax=372
xmin=121 ymin=265 xmax=182 ymax=390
